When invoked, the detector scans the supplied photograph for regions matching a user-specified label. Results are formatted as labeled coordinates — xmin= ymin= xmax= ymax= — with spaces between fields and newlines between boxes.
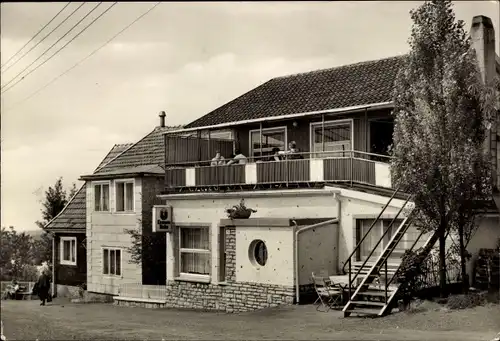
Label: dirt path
xmin=2 ymin=298 xmax=499 ymax=340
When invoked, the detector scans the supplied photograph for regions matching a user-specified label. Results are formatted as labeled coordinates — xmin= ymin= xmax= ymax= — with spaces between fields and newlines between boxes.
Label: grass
xmin=1 ymin=298 xmax=499 ymax=340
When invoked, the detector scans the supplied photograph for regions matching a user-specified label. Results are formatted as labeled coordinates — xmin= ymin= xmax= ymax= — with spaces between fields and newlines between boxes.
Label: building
xmin=44 ymin=143 xmax=132 ymax=297
xmin=82 ymin=15 xmax=499 ymax=315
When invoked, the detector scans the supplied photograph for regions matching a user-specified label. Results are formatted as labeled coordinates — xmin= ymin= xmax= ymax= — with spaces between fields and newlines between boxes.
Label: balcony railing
xmin=164 ymin=150 xmax=394 ymax=190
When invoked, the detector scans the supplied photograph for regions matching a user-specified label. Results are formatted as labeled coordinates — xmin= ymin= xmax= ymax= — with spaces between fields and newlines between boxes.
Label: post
xmin=384 ymin=260 xmax=388 ymax=302
xmin=350 ymin=150 xmax=353 ymax=187
xmin=321 ymin=113 xmax=325 ymax=157
xmin=52 ymin=234 xmax=56 ymax=297
xmin=364 ymin=108 xmax=369 ymax=158
xmin=259 ymin=122 xmax=263 ymax=162
xmin=197 ymin=130 xmax=202 ymax=165
xmin=208 ymin=130 xmax=211 ymax=157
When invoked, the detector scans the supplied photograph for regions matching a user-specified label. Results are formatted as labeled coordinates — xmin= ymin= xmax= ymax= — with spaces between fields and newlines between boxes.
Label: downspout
xmin=294 ymin=199 xmax=340 ymax=304
xmin=51 ymin=233 xmax=56 ymax=297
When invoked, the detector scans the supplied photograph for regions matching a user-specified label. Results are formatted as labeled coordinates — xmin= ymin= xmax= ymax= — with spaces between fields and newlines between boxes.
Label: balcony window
xmin=179 ymin=226 xmax=211 ymax=277
xmin=115 ymin=180 xmax=134 ymax=212
xmin=249 ymin=127 xmax=287 ymax=160
xmin=94 ymin=183 xmax=110 ymax=212
xmin=311 ymin=120 xmax=352 ymax=158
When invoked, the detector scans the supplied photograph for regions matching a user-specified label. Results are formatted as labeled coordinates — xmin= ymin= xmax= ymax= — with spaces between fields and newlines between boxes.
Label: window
xmin=94 ymin=183 xmax=110 ymax=212
xmin=115 ymin=180 xmax=134 ymax=212
xmin=249 ymin=239 xmax=268 ymax=267
xmin=311 ymin=121 xmax=352 ymax=158
xmin=357 ymin=219 xmax=404 ymax=261
xmin=219 ymin=226 xmax=226 ymax=282
xmin=249 ymin=127 xmax=287 ymax=160
xmin=103 ymin=248 xmax=121 ymax=276
xmin=179 ymin=226 xmax=210 ymax=277
xmin=60 ymin=237 xmax=77 ymax=266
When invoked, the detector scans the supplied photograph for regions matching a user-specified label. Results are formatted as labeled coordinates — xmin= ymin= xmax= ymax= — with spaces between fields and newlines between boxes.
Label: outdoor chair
xmin=311 ymin=272 xmax=343 ymax=312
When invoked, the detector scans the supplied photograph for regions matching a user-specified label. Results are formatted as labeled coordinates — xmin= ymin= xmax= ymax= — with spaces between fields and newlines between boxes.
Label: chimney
xmin=470 ymin=15 xmax=498 ymax=190
xmin=159 ymin=111 xmax=166 ymax=128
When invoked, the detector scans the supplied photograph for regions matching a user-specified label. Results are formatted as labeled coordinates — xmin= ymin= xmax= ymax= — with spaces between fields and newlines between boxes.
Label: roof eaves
xmin=44 ymin=183 xmax=86 ymax=230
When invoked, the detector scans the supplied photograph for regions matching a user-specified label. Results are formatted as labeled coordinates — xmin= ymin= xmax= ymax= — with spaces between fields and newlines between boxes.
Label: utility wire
xmin=5 ymin=2 xmax=162 ymax=111
xmin=1 ymin=2 xmax=72 ymax=70
xmin=2 ymin=2 xmax=83 ymax=73
xmin=1 ymin=2 xmax=104 ymax=91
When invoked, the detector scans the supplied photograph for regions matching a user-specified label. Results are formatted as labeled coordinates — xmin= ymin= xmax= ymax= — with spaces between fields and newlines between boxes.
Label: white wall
xmin=235 ymin=226 xmax=294 ymax=286
xmin=467 ymin=215 xmax=500 ymax=285
xmin=86 ymin=178 xmax=143 ymax=295
xmin=165 ymin=189 xmax=340 ymax=284
xmin=297 ymin=222 xmax=338 ymax=285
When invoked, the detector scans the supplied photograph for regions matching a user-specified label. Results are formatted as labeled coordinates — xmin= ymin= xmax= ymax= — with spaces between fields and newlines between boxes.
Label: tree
xmin=35 ymin=177 xmax=77 ymax=263
xmin=0 ymin=226 xmax=36 ymax=280
xmin=391 ymin=0 xmax=496 ymax=297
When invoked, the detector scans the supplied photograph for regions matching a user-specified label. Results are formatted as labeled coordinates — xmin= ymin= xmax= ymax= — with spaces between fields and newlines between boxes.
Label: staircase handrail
xmin=341 ymin=186 xmax=401 ymax=274
xmin=349 ymin=193 xmax=414 ymax=287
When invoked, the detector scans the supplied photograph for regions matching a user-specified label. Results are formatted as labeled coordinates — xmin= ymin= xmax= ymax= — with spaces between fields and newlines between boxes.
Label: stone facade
xmin=162 ymin=226 xmax=295 ymax=312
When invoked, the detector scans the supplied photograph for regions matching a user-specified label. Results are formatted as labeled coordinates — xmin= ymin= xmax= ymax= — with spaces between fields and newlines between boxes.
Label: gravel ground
xmin=1 ymin=298 xmax=499 ymax=340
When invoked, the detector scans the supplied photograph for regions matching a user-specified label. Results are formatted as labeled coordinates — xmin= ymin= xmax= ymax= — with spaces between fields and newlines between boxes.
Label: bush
xmin=445 ymin=292 xmax=487 ymax=310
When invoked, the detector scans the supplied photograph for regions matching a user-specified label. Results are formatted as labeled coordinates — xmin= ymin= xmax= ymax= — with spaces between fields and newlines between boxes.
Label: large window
xmin=60 ymin=237 xmax=77 ymax=266
xmin=179 ymin=226 xmax=210 ymax=277
xmin=357 ymin=218 xmax=404 ymax=261
xmin=311 ymin=120 xmax=352 ymax=158
xmin=115 ymin=180 xmax=134 ymax=212
xmin=249 ymin=127 xmax=287 ymax=160
xmin=103 ymin=248 xmax=122 ymax=276
xmin=94 ymin=182 xmax=110 ymax=212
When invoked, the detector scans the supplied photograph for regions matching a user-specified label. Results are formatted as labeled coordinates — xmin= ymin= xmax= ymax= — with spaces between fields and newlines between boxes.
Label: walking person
xmin=35 ymin=266 xmax=51 ymax=306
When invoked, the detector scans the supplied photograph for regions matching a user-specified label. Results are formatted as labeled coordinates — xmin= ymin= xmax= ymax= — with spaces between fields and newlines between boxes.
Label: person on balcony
xmin=210 ymin=151 xmax=225 ymax=166
xmin=279 ymin=141 xmax=303 ymax=160
xmin=269 ymin=147 xmax=282 ymax=161
xmin=227 ymin=150 xmax=247 ymax=165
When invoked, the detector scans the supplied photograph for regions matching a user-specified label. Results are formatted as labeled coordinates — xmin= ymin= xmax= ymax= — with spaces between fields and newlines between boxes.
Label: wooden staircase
xmin=340 ymin=188 xmax=438 ymax=317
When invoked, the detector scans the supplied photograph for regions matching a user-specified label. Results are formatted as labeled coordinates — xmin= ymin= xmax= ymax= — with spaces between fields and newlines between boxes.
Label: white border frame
xmin=114 ymin=178 xmax=135 ymax=213
xmin=177 ymin=224 xmax=211 ymax=281
xmin=248 ymin=125 xmax=288 ymax=159
xmin=60 ymin=237 xmax=77 ymax=266
xmin=92 ymin=180 xmax=111 ymax=213
xmin=309 ymin=118 xmax=354 ymax=158
xmin=101 ymin=246 xmax=123 ymax=278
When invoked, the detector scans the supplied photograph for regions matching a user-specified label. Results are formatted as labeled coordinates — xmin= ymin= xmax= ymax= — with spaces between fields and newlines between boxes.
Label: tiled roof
xmin=45 ymin=144 xmax=131 ymax=231
xmin=44 ymin=183 xmax=86 ymax=231
xmin=185 ymin=55 xmax=407 ymax=128
xmin=94 ymin=143 xmax=133 ymax=172
xmin=94 ymin=126 xmax=182 ymax=174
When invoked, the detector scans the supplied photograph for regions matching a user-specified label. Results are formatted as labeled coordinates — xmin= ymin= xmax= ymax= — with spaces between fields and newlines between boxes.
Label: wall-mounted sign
xmin=152 ymin=205 xmax=173 ymax=233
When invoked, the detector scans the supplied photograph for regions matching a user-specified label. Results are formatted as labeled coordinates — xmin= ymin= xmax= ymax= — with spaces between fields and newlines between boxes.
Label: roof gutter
xmin=79 ymin=171 xmax=162 ymax=181
xmin=165 ymin=101 xmax=394 ymax=134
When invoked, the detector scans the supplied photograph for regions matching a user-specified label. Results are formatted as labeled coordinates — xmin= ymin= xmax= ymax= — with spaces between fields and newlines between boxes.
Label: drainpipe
xmin=294 ymin=216 xmax=340 ymax=305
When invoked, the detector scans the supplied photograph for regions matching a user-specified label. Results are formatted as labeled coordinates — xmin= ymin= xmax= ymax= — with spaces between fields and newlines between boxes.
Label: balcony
xmin=164 ymin=151 xmax=393 ymax=192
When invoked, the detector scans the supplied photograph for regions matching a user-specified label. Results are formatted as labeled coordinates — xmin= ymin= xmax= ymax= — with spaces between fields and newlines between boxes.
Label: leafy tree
xmin=391 ymin=0 xmax=496 ymax=297
xmin=35 ymin=177 xmax=77 ymax=263
xmin=0 ymin=226 xmax=36 ymax=280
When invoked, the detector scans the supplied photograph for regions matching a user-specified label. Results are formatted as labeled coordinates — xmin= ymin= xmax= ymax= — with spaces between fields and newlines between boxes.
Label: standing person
xmin=36 ymin=267 xmax=51 ymax=306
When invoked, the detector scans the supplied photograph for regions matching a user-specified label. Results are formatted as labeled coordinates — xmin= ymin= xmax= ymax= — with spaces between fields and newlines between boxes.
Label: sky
xmin=1 ymin=1 xmax=499 ymax=231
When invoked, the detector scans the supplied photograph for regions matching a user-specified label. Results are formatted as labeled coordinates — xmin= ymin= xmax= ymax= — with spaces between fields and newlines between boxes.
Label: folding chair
xmin=312 ymin=272 xmax=343 ymax=312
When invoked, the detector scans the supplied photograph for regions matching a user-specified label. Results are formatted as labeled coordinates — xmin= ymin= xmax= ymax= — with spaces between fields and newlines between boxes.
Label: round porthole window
xmin=249 ymin=239 xmax=268 ymax=266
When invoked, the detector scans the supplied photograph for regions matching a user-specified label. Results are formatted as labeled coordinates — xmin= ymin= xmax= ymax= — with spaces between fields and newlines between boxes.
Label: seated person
xmin=227 ymin=150 xmax=248 ymax=165
xmin=279 ymin=141 xmax=303 ymax=159
xmin=210 ymin=151 xmax=225 ymax=166
xmin=269 ymin=147 xmax=282 ymax=161
xmin=6 ymin=280 xmax=20 ymax=300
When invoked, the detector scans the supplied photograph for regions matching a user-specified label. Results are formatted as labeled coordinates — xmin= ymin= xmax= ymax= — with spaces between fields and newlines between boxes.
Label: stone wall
xmin=163 ymin=226 xmax=295 ymax=312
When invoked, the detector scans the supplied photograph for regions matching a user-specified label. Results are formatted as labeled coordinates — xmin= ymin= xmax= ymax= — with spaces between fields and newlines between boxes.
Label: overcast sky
xmin=1 ymin=1 xmax=499 ymax=231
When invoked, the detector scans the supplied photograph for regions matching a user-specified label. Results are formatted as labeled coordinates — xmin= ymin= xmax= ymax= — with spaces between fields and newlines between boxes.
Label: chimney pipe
xmin=470 ymin=15 xmax=498 ymax=190
xmin=159 ymin=111 xmax=166 ymax=128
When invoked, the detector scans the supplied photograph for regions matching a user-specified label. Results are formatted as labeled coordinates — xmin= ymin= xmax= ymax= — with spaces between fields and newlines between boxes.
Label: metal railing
xmin=164 ymin=150 xmax=393 ymax=189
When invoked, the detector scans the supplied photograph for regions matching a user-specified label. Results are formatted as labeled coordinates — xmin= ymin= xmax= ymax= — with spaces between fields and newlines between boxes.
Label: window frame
xmin=309 ymin=119 xmax=354 ymax=158
xmin=177 ymin=224 xmax=211 ymax=281
xmin=60 ymin=237 xmax=77 ymax=266
xmin=102 ymin=247 xmax=122 ymax=277
xmin=114 ymin=179 xmax=135 ymax=213
xmin=93 ymin=181 xmax=111 ymax=212
xmin=248 ymin=126 xmax=288 ymax=160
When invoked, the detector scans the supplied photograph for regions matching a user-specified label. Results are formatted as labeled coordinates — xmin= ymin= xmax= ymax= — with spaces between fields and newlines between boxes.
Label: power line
xmin=1 ymin=2 xmax=104 ymax=91
xmin=1 ymin=2 xmax=72 ymax=70
xmin=5 ymin=2 xmax=162 ymax=111
xmin=2 ymin=2 xmax=84 ymax=73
